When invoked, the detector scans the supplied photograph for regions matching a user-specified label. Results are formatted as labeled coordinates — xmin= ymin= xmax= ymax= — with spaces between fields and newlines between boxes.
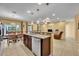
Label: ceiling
xmin=0 ymin=3 xmax=79 ymax=22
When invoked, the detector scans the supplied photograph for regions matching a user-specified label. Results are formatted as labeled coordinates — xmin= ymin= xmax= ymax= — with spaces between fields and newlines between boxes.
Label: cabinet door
xmin=41 ymin=37 xmax=50 ymax=56
xmin=23 ymin=35 xmax=27 ymax=46
xmin=28 ymin=36 xmax=32 ymax=50
xmin=23 ymin=35 xmax=32 ymax=50
xmin=26 ymin=35 xmax=29 ymax=47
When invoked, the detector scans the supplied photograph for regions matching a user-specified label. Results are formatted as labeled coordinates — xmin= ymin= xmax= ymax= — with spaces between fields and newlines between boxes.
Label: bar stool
xmin=16 ymin=34 xmax=23 ymax=43
xmin=7 ymin=35 xmax=17 ymax=46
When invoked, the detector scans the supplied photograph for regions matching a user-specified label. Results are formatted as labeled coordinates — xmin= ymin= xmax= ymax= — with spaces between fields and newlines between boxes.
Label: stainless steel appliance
xmin=0 ymin=24 xmax=4 ymax=36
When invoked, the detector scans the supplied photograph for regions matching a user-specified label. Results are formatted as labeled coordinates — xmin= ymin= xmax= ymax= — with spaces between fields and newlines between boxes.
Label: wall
xmin=32 ymin=24 xmax=37 ymax=31
xmin=0 ymin=18 xmax=27 ymax=34
xmin=22 ymin=21 xmax=27 ymax=34
xmin=32 ymin=22 xmax=65 ymax=32
xmin=41 ymin=24 xmax=48 ymax=32
xmin=75 ymin=16 xmax=79 ymax=41
xmin=0 ymin=18 xmax=21 ymax=25
xmin=47 ymin=23 xmax=54 ymax=30
xmin=65 ymin=21 xmax=76 ymax=41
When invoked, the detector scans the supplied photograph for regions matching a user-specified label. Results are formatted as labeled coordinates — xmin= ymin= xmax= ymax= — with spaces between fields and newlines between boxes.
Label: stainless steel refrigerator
xmin=0 ymin=25 xmax=4 ymax=35
xmin=0 ymin=24 xmax=4 ymax=41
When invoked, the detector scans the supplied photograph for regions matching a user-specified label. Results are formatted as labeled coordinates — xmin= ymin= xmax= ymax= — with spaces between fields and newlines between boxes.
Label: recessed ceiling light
xmin=37 ymin=20 xmax=40 ymax=24
xmin=46 ymin=3 xmax=49 ymax=6
xmin=46 ymin=17 xmax=50 ymax=20
xmin=52 ymin=13 xmax=56 ymax=16
xmin=37 ymin=3 xmax=42 ymax=5
xmin=26 ymin=10 xmax=31 ymax=13
xmin=57 ymin=17 xmax=60 ymax=20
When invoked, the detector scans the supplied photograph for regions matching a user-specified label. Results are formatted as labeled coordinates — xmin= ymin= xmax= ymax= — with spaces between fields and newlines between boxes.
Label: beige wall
xmin=32 ymin=22 xmax=65 ymax=32
xmin=32 ymin=24 xmax=37 ymax=31
xmin=55 ymin=22 xmax=65 ymax=30
xmin=0 ymin=19 xmax=21 ymax=25
xmin=65 ymin=21 xmax=76 ymax=41
xmin=41 ymin=24 xmax=48 ymax=32
xmin=75 ymin=16 xmax=79 ymax=41
xmin=0 ymin=18 xmax=27 ymax=34
xmin=22 ymin=21 xmax=27 ymax=34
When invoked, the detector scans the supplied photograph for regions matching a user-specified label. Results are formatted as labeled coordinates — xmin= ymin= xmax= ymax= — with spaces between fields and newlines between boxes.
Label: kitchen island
xmin=23 ymin=33 xmax=51 ymax=56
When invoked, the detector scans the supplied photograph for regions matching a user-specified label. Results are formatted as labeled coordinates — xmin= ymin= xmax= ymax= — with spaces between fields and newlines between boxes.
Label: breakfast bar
xmin=23 ymin=33 xmax=51 ymax=56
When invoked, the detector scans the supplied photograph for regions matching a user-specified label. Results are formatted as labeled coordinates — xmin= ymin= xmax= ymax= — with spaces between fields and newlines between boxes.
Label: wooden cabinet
xmin=23 ymin=34 xmax=32 ymax=50
xmin=41 ymin=37 xmax=50 ymax=56
xmin=28 ymin=36 xmax=32 ymax=50
xmin=75 ymin=16 xmax=79 ymax=41
xmin=23 ymin=34 xmax=51 ymax=56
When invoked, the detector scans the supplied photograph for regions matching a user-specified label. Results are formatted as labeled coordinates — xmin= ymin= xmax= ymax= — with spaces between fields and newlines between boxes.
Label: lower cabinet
xmin=28 ymin=36 xmax=32 ymax=50
xmin=23 ymin=35 xmax=32 ymax=50
xmin=23 ymin=34 xmax=50 ymax=56
xmin=41 ymin=37 xmax=50 ymax=56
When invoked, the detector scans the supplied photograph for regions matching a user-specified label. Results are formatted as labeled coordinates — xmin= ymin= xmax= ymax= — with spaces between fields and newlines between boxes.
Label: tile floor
xmin=0 ymin=38 xmax=79 ymax=56
xmin=53 ymin=38 xmax=78 ymax=56
xmin=0 ymin=40 xmax=34 ymax=56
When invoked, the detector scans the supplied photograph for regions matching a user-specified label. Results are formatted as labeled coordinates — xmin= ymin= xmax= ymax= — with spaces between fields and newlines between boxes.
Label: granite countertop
xmin=25 ymin=33 xmax=51 ymax=39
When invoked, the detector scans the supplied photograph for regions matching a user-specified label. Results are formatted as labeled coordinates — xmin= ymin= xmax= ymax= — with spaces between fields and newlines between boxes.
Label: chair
xmin=7 ymin=35 xmax=17 ymax=46
xmin=54 ymin=31 xmax=63 ymax=40
xmin=17 ymin=34 xmax=23 ymax=42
